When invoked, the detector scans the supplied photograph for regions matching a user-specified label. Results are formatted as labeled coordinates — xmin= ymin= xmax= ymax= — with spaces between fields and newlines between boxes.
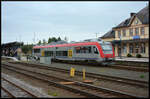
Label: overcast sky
xmin=2 ymin=1 xmax=148 ymax=44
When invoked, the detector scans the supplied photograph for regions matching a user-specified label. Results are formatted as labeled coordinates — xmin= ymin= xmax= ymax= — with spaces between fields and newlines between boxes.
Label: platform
xmin=115 ymin=57 xmax=149 ymax=62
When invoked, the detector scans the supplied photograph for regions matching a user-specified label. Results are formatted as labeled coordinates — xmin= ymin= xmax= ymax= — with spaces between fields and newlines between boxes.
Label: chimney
xmin=130 ymin=13 xmax=136 ymax=17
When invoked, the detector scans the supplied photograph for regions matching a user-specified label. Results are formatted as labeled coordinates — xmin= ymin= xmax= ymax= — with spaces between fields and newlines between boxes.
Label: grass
xmin=52 ymin=92 xmax=58 ymax=96
xmin=48 ymin=89 xmax=58 ymax=96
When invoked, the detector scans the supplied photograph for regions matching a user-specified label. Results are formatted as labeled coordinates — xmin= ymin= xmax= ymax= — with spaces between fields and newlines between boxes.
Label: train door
xmin=93 ymin=46 xmax=99 ymax=54
xmin=53 ymin=47 xmax=56 ymax=59
xmin=68 ymin=49 xmax=73 ymax=58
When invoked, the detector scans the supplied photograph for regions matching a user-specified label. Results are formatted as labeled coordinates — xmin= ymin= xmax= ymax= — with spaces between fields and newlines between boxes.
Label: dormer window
xmin=135 ymin=20 xmax=138 ymax=24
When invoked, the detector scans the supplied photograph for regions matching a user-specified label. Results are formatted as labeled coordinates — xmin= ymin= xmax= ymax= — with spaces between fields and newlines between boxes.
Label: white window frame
xmin=140 ymin=27 xmax=145 ymax=35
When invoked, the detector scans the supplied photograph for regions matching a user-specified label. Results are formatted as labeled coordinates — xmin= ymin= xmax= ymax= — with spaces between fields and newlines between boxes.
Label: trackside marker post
xmin=83 ymin=68 xmax=86 ymax=80
xmin=70 ymin=67 xmax=75 ymax=77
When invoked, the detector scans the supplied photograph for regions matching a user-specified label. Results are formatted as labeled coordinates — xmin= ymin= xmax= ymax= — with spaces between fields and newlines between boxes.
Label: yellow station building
xmin=100 ymin=5 xmax=149 ymax=58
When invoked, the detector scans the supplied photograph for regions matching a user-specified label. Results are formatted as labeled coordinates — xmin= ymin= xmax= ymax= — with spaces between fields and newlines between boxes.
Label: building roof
xmin=100 ymin=30 xmax=115 ymax=39
xmin=113 ymin=5 xmax=149 ymax=29
xmin=2 ymin=42 xmax=24 ymax=48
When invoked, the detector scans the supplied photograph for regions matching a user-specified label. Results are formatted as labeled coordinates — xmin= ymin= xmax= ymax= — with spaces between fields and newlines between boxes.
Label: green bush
xmin=136 ymin=54 xmax=142 ymax=58
xmin=140 ymin=75 xmax=144 ymax=78
xmin=127 ymin=53 xmax=132 ymax=57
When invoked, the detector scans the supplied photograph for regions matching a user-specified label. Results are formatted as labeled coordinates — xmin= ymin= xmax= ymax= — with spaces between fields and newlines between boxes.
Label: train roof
xmin=33 ymin=42 xmax=101 ymax=49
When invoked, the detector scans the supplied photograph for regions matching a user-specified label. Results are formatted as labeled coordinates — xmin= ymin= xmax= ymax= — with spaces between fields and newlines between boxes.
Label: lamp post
xmin=119 ymin=36 xmax=122 ymax=59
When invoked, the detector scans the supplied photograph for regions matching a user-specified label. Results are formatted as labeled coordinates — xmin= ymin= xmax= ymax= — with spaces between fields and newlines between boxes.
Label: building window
xmin=122 ymin=44 xmax=127 ymax=54
xmin=135 ymin=28 xmax=139 ymax=35
xmin=129 ymin=28 xmax=133 ymax=36
xmin=135 ymin=43 xmax=139 ymax=53
xmin=129 ymin=43 xmax=133 ymax=53
xmin=118 ymin=30 xmax=121 ymax=38
xmin=122 ymin=29 xmax=126 ymax=37
xmin=135 ymin=43 xmax=139 ymax=48
xmin=140 ymin=43 xmax=145 ymax=53
xmin=140 ymin=27 xmax=145 ymax=35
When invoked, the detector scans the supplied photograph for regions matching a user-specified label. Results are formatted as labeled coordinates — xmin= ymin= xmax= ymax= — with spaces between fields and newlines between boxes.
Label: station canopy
xmin=112 ymin=38 xmax=149 ymax=44
xmin=2 ymin=42 xmax=24 ymax=48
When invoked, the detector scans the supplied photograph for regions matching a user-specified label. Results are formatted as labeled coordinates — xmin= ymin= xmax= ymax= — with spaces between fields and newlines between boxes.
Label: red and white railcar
xmin=33 ymin=39 xmax=115 ymax=64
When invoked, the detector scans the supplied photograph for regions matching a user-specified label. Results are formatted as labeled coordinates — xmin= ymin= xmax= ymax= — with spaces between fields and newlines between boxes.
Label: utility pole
xmin=33 ymin=32 xmax=36 ymax=45
xmin=95 ymin=33 xmax=99 ymax=38
xmin=34 ymin=32 xmax=35 ymax=44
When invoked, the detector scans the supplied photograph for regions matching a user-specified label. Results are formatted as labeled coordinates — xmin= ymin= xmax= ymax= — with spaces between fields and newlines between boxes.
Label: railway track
xmin=2 ymin=63 xmax=147 ymax=98
xmin=7 ymin=61 xmax=148 ymax=88
xmin=53 ymin=60 xmax=149 ymax=72
xmin=109 ymin=64 xmax=149 ymax=72
xmin=1 ymin=87 xmax=15 ymax=98
xmin=1 ymin=77 xmax=38 ymax=98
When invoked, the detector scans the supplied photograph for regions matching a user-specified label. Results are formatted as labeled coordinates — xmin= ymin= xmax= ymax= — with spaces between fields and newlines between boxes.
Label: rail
xmin=2 ymin=63 xmax=147 ymax=98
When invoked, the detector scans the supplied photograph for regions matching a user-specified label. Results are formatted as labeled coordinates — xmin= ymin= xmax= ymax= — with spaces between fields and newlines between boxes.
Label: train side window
xmin=34 ymin=49 xmax=40 ymax=53
xmin=93 ymin=46 xmax=98 ymax=54
xmin=75 ymin=47 xmax=81 ymax=53
xmin=56 ymin=51 xmax=67 ymax=56
xmin=56 ymin=51 xmax=58 ymax=56
xmin=63 ymin=51 xmax=68 ymax=56
xmin=80 ymin=47 xmax=83 ymax=53
xmin=44 ymin=51 xmax=53 ymax=57
xmin=75 ymin=46 xmax=92 ymax=54
xmin=83 ymin=47 xmax=86 ymax=53
xmin=88 ymin=46 xmax=91 ymax=53
xmin=50 ymin=51 xmax=53 ymax=56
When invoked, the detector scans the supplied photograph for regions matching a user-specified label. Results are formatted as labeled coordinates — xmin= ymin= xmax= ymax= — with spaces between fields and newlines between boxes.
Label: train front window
xmin=101 ymin=44 xmax=112 ymax=51
xmin=101 ymin=44 xmax=113 ymax=54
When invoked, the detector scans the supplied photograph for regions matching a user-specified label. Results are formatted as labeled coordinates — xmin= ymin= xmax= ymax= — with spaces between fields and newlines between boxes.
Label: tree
xmin=51 ymin=37 xmax=57 ymax=42
xmin=48 ymin=37 xmax=52 ymax=43
xmin=37 ymin=40 xmax=41 ymax=45
xmin=58 ymin=37 xmax=61 ymax=41
xmin=21 ymin=44 xmax=33 ymax=54
xmin=43 ymin=39 xmax=46 ymax=44
xmin=64 ymin=36 xmax=68 ymax=42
